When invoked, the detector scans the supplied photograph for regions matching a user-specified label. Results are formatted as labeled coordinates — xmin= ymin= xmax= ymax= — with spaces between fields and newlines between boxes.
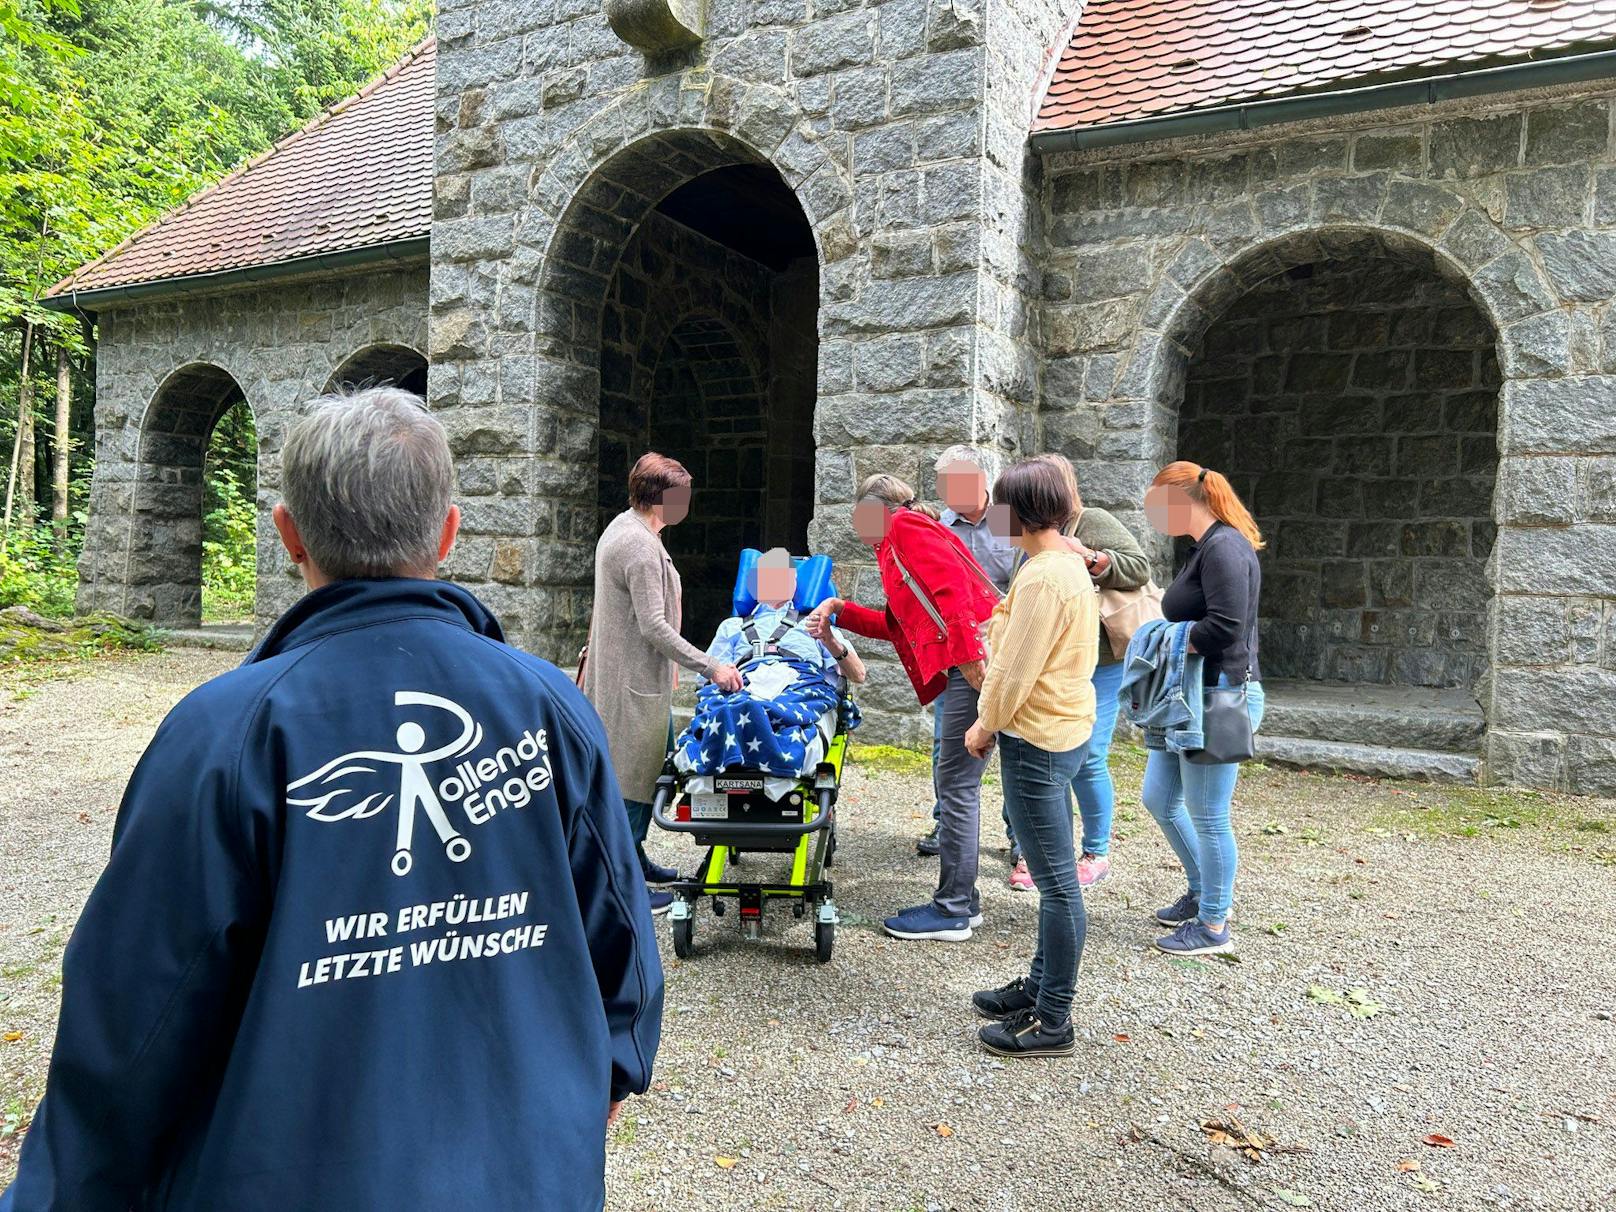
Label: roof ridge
xmin=47 ymin=36 xmax=437 ymax=297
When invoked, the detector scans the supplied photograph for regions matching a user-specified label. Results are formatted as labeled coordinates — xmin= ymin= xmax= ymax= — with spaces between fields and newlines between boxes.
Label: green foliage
xmin=0 ymin=517 xmax=80 ymax=615
xmin=1 ymin=0 xmax=432 ymax=557
xmin=201 ymin=400 xmax=257 ymax=621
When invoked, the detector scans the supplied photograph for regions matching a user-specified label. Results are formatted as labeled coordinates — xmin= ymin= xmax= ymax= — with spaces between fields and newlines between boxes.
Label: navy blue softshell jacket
xmin=1 ymin=579 xmax=664 ymax=1212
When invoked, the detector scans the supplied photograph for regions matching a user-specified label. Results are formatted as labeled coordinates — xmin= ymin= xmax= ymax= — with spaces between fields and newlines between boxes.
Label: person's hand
xmin=964 ymin=720 xmax=995 ymax=759
xmin=805 ymin=599 xmax=841 ymax=639
xmin=1085 ymin=550 xmax=1111 ymax=578
xmin=957 ymin=659 xmax=985 ymax=691
xmin=607 ymin=1100 xmax=624 ymax=1128
xmin=1061 ymin=535 xmax=1097 ymax=561
xmin=712 ymin=663 xmax=743 ymax=693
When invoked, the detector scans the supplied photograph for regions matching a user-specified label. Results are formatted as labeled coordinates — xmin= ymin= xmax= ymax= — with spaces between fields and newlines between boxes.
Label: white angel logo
xmin=287 ymin=692 xmax=484 ymax=876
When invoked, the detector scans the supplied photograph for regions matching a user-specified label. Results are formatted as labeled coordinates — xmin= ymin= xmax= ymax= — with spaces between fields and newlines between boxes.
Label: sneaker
xmin=1154 ymin=890 xmax=1199 ymax=926
xmin=647 ymin=888 xmax=674 ymax=916
xmin=1154 ymin=919 xmax=1234 ymax=956
xmin=972 ymin=975 xmax=1037 ymax=1019
xmin=643 ymin=859 xmax=680 ymax=884
xmin=1076 ymin=853 xmax=1110 ymax=887
xmin=882 ymin=903 xmax=972 ymax=941
xmin=968 ymin=911 xmax=985 ymax=928
xmin=978 ymin=1007 xmax=1076 ymax=1058
xmin=1009 ymin=858 xmax=1035 ymax=892
xmin=917 ymin=826 xmax=941 ymax=857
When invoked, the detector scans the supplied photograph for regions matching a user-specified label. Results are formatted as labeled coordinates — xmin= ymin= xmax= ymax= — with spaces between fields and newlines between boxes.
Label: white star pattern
xmin=724 ymin=731 xmax=737 ymax=748
xmin=746 ymin=737 xmax=762 ymax=753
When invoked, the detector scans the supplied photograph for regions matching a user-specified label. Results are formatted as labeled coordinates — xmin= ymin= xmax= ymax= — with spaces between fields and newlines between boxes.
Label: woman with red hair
xmin=1139 ymin=461 xmax=1266 ymax=957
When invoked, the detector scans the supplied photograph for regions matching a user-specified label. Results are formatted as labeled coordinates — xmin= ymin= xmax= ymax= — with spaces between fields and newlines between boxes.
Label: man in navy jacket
xmin=1 ymin=387 xmax=663 ymax=1211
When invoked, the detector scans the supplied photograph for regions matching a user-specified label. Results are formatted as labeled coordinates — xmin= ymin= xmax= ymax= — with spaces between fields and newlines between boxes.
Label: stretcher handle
xmin=648 ymin=774 xmax=836 ymax=839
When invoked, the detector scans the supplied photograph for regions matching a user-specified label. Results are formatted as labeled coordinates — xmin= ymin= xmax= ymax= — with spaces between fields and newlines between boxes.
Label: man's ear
xmin=273 ymin=503 xmax=305 ymax=563
xmin=437 ymin=504 xmax=461 ymax=564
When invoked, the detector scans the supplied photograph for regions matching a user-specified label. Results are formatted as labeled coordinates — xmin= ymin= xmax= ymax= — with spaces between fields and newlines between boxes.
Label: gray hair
xmin=281 ymin=386 xmax=453 ymax=579
xmin=758 ymin=547 xmax=793 ymax=571
xmin=934 ymin=444 xmax=992 ymax=474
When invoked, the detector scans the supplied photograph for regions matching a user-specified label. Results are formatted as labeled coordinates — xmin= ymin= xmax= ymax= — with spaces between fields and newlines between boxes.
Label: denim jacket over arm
xmin=1119 ymin=618 xmax=1205 ymax=753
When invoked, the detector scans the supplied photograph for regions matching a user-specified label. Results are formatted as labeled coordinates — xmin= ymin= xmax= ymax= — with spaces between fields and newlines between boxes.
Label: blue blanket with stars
xmin=675 ymin=656 xmax=857 ymax=777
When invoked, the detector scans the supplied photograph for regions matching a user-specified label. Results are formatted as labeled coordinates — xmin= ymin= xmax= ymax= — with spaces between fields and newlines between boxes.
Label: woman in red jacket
xmin=806 ymin=472 xmax=1001 ymax=941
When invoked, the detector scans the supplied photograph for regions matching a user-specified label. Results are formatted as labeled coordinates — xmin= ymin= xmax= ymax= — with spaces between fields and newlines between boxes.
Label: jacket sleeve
xmin=1079 ymin=508 xmax=1154 ymax=591
xmin=834 ymin=599 xmax=894 ymax=642
xmin=560 ymin=694 xmax=665 ymax=1103
xmin=913 ymin=532 xmax=991 ymax=668
xmin=2 ymin=689 xmax=268 ymax=1212
xmin=1188 ymin=536 xmax=1250 ymax=663
xmin=623 ymin=546 xmax=715 ymax=678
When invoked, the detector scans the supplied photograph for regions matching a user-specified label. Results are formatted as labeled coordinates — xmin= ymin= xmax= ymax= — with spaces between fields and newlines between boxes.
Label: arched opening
xmin=1165 ymin=229 xmax=1499 ymax=774
xmin=325 ymin=343 xmax=428 ymax=396
xmin=133 ymin=363 xmax=258 ymax=627
xmin=552 ymin=135 xmax=820 ymax=648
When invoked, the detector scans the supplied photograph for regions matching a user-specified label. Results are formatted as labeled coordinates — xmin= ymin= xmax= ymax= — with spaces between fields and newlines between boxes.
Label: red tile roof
xmin=46 ymin=39 xmax=435 ymax=300
xmin=1036 ymin=0 xmax=1616 ymax=135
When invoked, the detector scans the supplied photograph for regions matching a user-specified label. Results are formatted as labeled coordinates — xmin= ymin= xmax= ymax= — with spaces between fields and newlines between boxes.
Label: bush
xmin=0 ymin=520 xmax=81 ymax=618
xmin=202 ymin=464 xmax=257 ymax=622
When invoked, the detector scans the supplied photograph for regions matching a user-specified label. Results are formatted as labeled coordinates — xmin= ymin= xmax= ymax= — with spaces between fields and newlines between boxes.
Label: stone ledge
xmin=1256 ymin=735 xmax=1480 ymax=784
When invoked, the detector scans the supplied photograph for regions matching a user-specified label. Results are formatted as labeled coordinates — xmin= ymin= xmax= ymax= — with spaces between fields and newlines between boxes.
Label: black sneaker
xmin=972 ymin=975 xmax=1037 ymax=1020
xmin=916 ymin=826 xmax=941 ymax=857
xmin=978 ymin=1007 xmax=1076 ymax=1058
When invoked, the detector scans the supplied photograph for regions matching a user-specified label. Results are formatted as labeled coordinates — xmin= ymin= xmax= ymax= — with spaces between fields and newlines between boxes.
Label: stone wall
xmin=431 ymin=0 xmax=1059 ymax=743
xmin=1036 ymin=82 xmax=1616 ymax=791
xmin=78 ymin=266 xmax=428 ymax=628
xmin=1180 ymin=256 xmax=1499 ymax=690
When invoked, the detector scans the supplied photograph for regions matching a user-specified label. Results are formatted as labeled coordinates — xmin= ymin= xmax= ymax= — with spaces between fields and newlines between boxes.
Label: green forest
xmin=0 ymin=0 xmax=431 ymax=621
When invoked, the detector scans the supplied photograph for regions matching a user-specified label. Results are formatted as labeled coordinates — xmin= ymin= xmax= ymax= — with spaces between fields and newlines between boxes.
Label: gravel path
xmin=4 ymin=651 xmax=1615 ymax=1210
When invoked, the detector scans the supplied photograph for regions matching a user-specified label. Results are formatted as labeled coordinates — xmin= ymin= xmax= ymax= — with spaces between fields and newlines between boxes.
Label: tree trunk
xmin=17 ymin=346 xmax=36 ymax=519
xmin=3 ymin=320 xmax=34 ymax=534
xmin=53 ymin=344 xmax=72 ymax=544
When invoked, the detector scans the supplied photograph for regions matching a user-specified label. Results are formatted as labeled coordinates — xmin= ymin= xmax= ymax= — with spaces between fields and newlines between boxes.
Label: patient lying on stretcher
xmin=674 ymin=548 xmax=864 ymax=782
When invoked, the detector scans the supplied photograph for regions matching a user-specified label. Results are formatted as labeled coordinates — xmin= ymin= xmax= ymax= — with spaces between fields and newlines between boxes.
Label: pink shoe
xmin=1009 ymin=857 xmax=1035 ymax=892
xmin=1076 ymin=853 xmax=1111 ymax=888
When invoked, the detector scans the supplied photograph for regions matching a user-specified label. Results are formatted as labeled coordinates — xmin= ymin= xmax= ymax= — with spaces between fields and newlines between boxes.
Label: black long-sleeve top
xmin=1162 ymin=520 xmax=1262 ymax=685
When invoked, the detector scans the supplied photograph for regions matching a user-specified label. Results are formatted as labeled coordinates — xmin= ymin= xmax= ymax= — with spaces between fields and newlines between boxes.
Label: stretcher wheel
xmin=672 ymin=914 xmax=695 ymax=959
xmin=814 ymin=919 xmax=834 ymax=964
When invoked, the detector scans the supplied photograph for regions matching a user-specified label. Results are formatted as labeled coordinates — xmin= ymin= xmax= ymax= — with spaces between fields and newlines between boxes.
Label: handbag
xmin=1065 ymin=510 xmax=1165 ymax=659
xmin=1186 ymin=669 xmax=1256 ymax=765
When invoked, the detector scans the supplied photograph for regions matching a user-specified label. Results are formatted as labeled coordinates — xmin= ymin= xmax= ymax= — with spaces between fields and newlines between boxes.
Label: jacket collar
xmin=245 ymin=578 xmax=505 ymax=664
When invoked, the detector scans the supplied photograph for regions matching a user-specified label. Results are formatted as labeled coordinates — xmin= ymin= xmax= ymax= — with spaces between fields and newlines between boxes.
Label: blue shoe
xmin=1154 ymin=891 xmax=1199 ymax=926
xmin=1155 ymin=919 xmax=1234 ymax=956
xmin=643 ymin=859 xmax=680 ymax=884
xmin=647 ymin=888 xmax=674 ymax=917
xmin=883 ymin=903 xmax=973 ymax=941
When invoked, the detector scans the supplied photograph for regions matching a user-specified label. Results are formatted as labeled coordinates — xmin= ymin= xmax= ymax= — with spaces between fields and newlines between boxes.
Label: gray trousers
xmin=933 ymin=667 xmax=988 ymax=918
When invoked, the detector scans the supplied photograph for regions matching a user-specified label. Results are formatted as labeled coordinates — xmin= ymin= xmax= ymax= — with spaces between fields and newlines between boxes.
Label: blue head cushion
xmin=731 ymin=549 xmax=837 ymax=618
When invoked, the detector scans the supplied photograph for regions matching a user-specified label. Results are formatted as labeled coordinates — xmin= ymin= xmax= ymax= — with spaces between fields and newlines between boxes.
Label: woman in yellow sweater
xmin=963 ymin=456 xmax=1100 ymax=1059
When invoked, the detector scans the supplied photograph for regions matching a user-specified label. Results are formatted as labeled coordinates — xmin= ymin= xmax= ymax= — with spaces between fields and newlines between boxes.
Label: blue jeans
xmin=1140 ymin=677 xmax=1266 ymax=925
xmin=1070 ymin=659 xmax=1125 ymax=856
xmin=999 ymin=734 xmax=1090 ymax=1028
xmin=1000 ymin=661 xmax=1125 ymax=859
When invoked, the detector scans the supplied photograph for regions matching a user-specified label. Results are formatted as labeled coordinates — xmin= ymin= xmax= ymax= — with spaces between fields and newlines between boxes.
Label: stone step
xmin=1260 ymin=681 xmax=1484 ymax=753
xmin=1256 ymin=735 xmax=1480 ymax=784
xmin=160 ymin=625 xmax=255 ymax=653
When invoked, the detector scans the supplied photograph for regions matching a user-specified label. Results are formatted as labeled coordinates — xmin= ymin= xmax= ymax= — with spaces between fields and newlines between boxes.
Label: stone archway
xmin=1074 ymin=219 xmax=1550 ymax=781
xmin=325 ymin=343 xmax=428 ymax=396
xmin=1177 ymin=234 xmax=1500 ymax=694
xmin=120 ymin=362 xmax=256 ymax=627
xmin=527 ymin=119 xmax=841 ymax=664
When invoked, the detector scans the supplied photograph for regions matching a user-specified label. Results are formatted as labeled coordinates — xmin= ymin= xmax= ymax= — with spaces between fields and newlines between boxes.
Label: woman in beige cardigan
xmin=581 ymin=453 xmax=742 ymax=914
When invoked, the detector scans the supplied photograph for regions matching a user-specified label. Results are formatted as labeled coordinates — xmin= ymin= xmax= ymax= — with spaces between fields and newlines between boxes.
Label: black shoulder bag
xmin=1187 ymin=666 xmax=1255 ymax=765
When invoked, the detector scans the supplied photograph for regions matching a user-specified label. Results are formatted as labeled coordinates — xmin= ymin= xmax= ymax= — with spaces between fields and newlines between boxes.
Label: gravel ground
xmin=4 ymin=650 xmax=1616 ymax=1210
